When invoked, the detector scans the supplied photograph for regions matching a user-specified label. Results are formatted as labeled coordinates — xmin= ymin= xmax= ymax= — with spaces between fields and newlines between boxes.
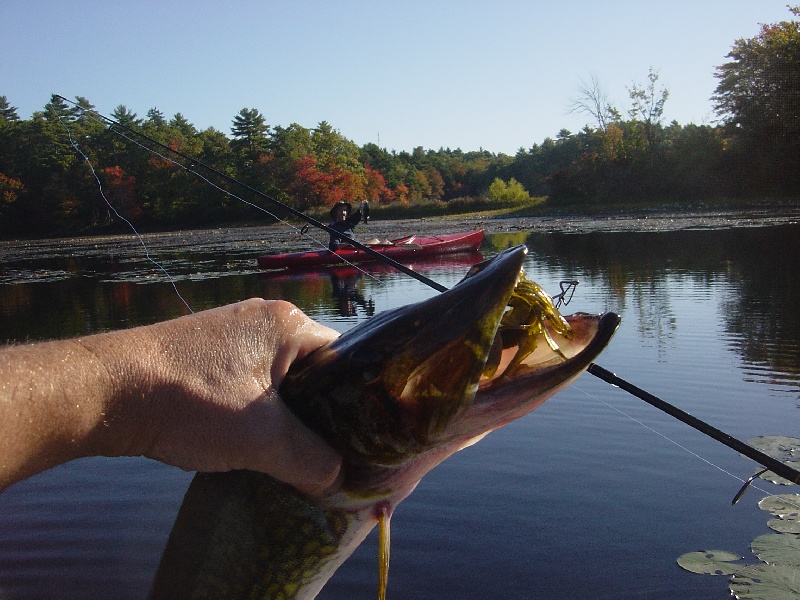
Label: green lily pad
xmin=676 ymin=550 xmax=743 ymax=575
xmin=759 ymin=495 xmax=800 ymax=515
xmin=767 ymin=517 xmax=800 ymax=534
xmin=762 ymin=494 xmax=800 ymax=533
xmin=729 ymin=564 xmax=800 ymax=599
xmin=759 ymin=495 xmax=800 ymax=517
xmin=747 ymin=436 xmax=800 ymax=461
xmin=759 ymin=462 xmax=800 ymax=486
xmin=751 ymin=534 xmax=800 ymax=567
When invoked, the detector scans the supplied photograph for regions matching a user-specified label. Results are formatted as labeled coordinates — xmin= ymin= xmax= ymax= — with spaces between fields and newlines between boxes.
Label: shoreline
xmin=2 ymin=207 xmax=799 ymax=258
xmin=354 ymin=206 xmax=800 ymax=238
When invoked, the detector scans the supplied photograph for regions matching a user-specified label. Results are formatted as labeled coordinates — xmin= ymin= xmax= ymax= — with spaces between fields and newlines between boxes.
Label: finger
xmin=247 ymin=396 xmax=342 ymax=497
xmin=265 ymin=300 xmax=339 ymax=387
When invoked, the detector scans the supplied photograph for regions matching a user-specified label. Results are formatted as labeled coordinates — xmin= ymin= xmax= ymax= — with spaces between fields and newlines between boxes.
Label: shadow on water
xmin=0 ymin=250 xmax=485 ymax=339
xmin=257 ymin=251 xmax=482 ymax=318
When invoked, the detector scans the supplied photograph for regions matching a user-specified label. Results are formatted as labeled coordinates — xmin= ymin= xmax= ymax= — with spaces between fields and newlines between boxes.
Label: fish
xmin=151 ymin=245 xmax=620 ymax=599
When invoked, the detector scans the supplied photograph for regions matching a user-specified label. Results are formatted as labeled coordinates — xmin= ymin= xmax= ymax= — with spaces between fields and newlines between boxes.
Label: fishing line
xmin=588 ymin=363 xmax=800 ymax=489
xmin=55 ymin=96 xmax=448 ymax=294
xmin=58 ymin=102 xmax=413 ymax=307
xmin=54 ymin=109 xmax=194 ymax=314
xmin=56 ymin=98 xmax=800 ymax=494
xmin=574 ymin=382 xmax=800 ymax=509
xmin=576 ymin=384 xmax=758 ymax=489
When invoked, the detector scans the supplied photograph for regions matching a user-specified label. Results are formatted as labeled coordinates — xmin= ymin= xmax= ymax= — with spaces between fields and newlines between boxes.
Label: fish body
xmin=152 ymin=246 xmax=620 ymax=599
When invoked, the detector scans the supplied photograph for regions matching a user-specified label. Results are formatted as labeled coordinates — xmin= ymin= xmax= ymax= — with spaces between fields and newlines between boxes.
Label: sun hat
xmin=329 ymin=201 xmax=352 ymax=219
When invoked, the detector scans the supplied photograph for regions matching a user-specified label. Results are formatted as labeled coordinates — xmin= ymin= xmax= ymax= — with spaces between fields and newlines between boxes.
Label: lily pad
xmin=729 ymin=564 xmax=800 ymax=599
xmin=751 ymin=534 xmax=800 ymax=567
xmin=758 ymin=495 xmax=800 ymax=517
xmin=767 ymin=518 xmax=800 ymax=534
xmin=676 ymin=550 xmax=743 ymax=575
xmin=747 ymin=436 xmax=800 ymax=461
xmin=759 ymin=462 xmax=800 ymax=486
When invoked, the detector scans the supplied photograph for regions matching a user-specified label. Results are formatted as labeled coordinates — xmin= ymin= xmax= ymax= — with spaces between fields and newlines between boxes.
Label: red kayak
xmin=257 ymin=230 xmax=484 ymax=270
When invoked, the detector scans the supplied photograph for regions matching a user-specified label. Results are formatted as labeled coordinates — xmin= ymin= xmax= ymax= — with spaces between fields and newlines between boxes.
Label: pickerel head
xmin=281 ymin=245 xmax=620 ymax=481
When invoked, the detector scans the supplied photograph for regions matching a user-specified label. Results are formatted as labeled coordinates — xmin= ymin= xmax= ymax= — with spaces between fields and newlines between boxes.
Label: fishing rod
xmin=588 ymin=363 xmax=800 ymax=500
xmin=56 ymin=96 xmax=448 ymax=294
xmin=62 ymin=97 xmax=799 ymax=499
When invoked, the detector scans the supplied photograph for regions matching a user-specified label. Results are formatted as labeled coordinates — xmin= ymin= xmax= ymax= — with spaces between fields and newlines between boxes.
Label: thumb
xmin=247 ymin=396 xmax=342 ymax=497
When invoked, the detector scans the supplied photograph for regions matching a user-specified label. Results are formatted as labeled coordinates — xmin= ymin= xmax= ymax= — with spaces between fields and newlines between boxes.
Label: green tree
xmin=0 ymin=98 xmax=24 ymax=233
xmin=311 ymin=121 xmax=363 ymax=175
xmin=145 ymin=107 xmax=167 ymax=128
xmin=5 ymin=95 xmax=85 ymax=232
xmin=712 ymin=5 xmax=800 ymax=194
xmin=488 ymin=177 xmax=531 ymax=203
xmin=231 ymin=108 xmax=270 ymax=161
xmin=271 ymin=123 xmax=313 ymax=163
xmin=229 ymin=108 xmax=272 ymax=200
xmin=0 ymin=96 xmax=21 ymax=177
xmin=112 ymin=105 xmax=141 ymax=128
xmin=627 ymin=67 xmax=669 ymax=148
xmin=0 ymin=96 xmax=20 ymax=125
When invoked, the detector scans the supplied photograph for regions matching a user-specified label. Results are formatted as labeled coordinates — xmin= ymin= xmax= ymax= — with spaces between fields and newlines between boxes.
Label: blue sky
xmin=1 ymin=1 xmax=795 ymax=154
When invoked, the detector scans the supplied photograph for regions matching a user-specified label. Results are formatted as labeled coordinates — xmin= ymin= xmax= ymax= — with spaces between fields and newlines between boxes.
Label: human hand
xmin=106 ymin=299 xmax=343 ymax=496
xmin=0 ymin=299 xmax=342 ymax=496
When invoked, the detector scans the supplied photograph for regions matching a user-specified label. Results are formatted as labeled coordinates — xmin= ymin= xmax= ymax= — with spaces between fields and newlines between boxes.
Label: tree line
xmin=1 ymin=7 xmax=797 ymax=238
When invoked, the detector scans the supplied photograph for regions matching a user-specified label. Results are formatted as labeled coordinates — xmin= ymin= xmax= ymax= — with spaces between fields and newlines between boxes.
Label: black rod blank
xmin=587 ymin=363 xmax=800 ymax=485
xmin=60 ymin=96 xmax=798 ymax=492
xmin=56 ymin=96 xmax=448 ymax=293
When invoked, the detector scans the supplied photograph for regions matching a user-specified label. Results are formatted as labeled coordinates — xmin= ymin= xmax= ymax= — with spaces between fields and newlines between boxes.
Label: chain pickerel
xmin=151 ymin=245 xmax=620 ymax=599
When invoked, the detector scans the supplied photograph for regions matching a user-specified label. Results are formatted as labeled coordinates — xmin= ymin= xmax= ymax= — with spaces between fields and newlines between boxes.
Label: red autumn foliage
xmin=395 ymin=183 xmax=410 ymax=203
xmin=101 ymin=165 xmax=141 ymax=219
xmin=289 ymin=154 xmax=370 ymax=209
xmin=0 ymin=172 xmax=24 ymax=204
xmin=363 ymin=165 xmax=393 ymax=203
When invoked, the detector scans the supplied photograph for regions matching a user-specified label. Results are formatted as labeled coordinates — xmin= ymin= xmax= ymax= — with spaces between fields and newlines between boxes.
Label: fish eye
xmin=349 ymin=348 xmax=385 ymax=383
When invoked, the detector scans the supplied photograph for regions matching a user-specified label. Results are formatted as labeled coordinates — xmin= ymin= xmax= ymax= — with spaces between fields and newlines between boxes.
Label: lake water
xmin=0 ymin=222 xmax=798 ymax=599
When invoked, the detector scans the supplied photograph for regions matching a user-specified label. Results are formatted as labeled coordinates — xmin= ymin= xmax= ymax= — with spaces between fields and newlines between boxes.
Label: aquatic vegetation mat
xmin=676 ymin=436 xmax=800 ymax=599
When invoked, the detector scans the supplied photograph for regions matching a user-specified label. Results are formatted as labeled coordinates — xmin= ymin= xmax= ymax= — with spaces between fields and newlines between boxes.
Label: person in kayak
xmin=328 ymin=200 xmax=367 ymax=251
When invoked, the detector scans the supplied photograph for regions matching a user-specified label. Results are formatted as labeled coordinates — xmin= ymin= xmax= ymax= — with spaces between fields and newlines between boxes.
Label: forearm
xmin=0 ymin=300 xmax=342 ymax=495
xmin=347 ymin=209 xmax=362 ymax=226
xmin=0 ymin=333 xmax=147 ymax=489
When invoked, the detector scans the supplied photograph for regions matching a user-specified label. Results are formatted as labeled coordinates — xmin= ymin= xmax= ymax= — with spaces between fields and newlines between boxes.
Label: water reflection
xmin=1 ymin=223 xmax=799 ymax=599
xmin=2 ymin=227 xmax=798 ymax=386
xmin=519 ymin=225 xmax=800 ymax=385
xmin=256 ymin=252 xmax=481 ymax=318
xmin=330 ymin=271 xmax=375 ymax=317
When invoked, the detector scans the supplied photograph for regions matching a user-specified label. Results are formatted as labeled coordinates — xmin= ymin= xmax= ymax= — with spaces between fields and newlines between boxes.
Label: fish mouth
xmin=281 ymin=245 xmax=620 ymax=467
xmin=458 ymin=310 xmax=620 ymax=442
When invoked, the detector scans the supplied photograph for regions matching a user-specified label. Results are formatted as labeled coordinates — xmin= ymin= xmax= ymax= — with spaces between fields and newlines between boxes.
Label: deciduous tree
xmin=712 ymin=5 xmax=800 ymax=194
xmin=627 ymin=67 xmax=669 ymax=149
xmin=568 ymin=74 xmax=620 ymax=130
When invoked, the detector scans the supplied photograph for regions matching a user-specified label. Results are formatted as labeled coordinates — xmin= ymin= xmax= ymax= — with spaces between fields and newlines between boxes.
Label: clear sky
xmin=1 ymin=1 xmax=795 ymax=155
